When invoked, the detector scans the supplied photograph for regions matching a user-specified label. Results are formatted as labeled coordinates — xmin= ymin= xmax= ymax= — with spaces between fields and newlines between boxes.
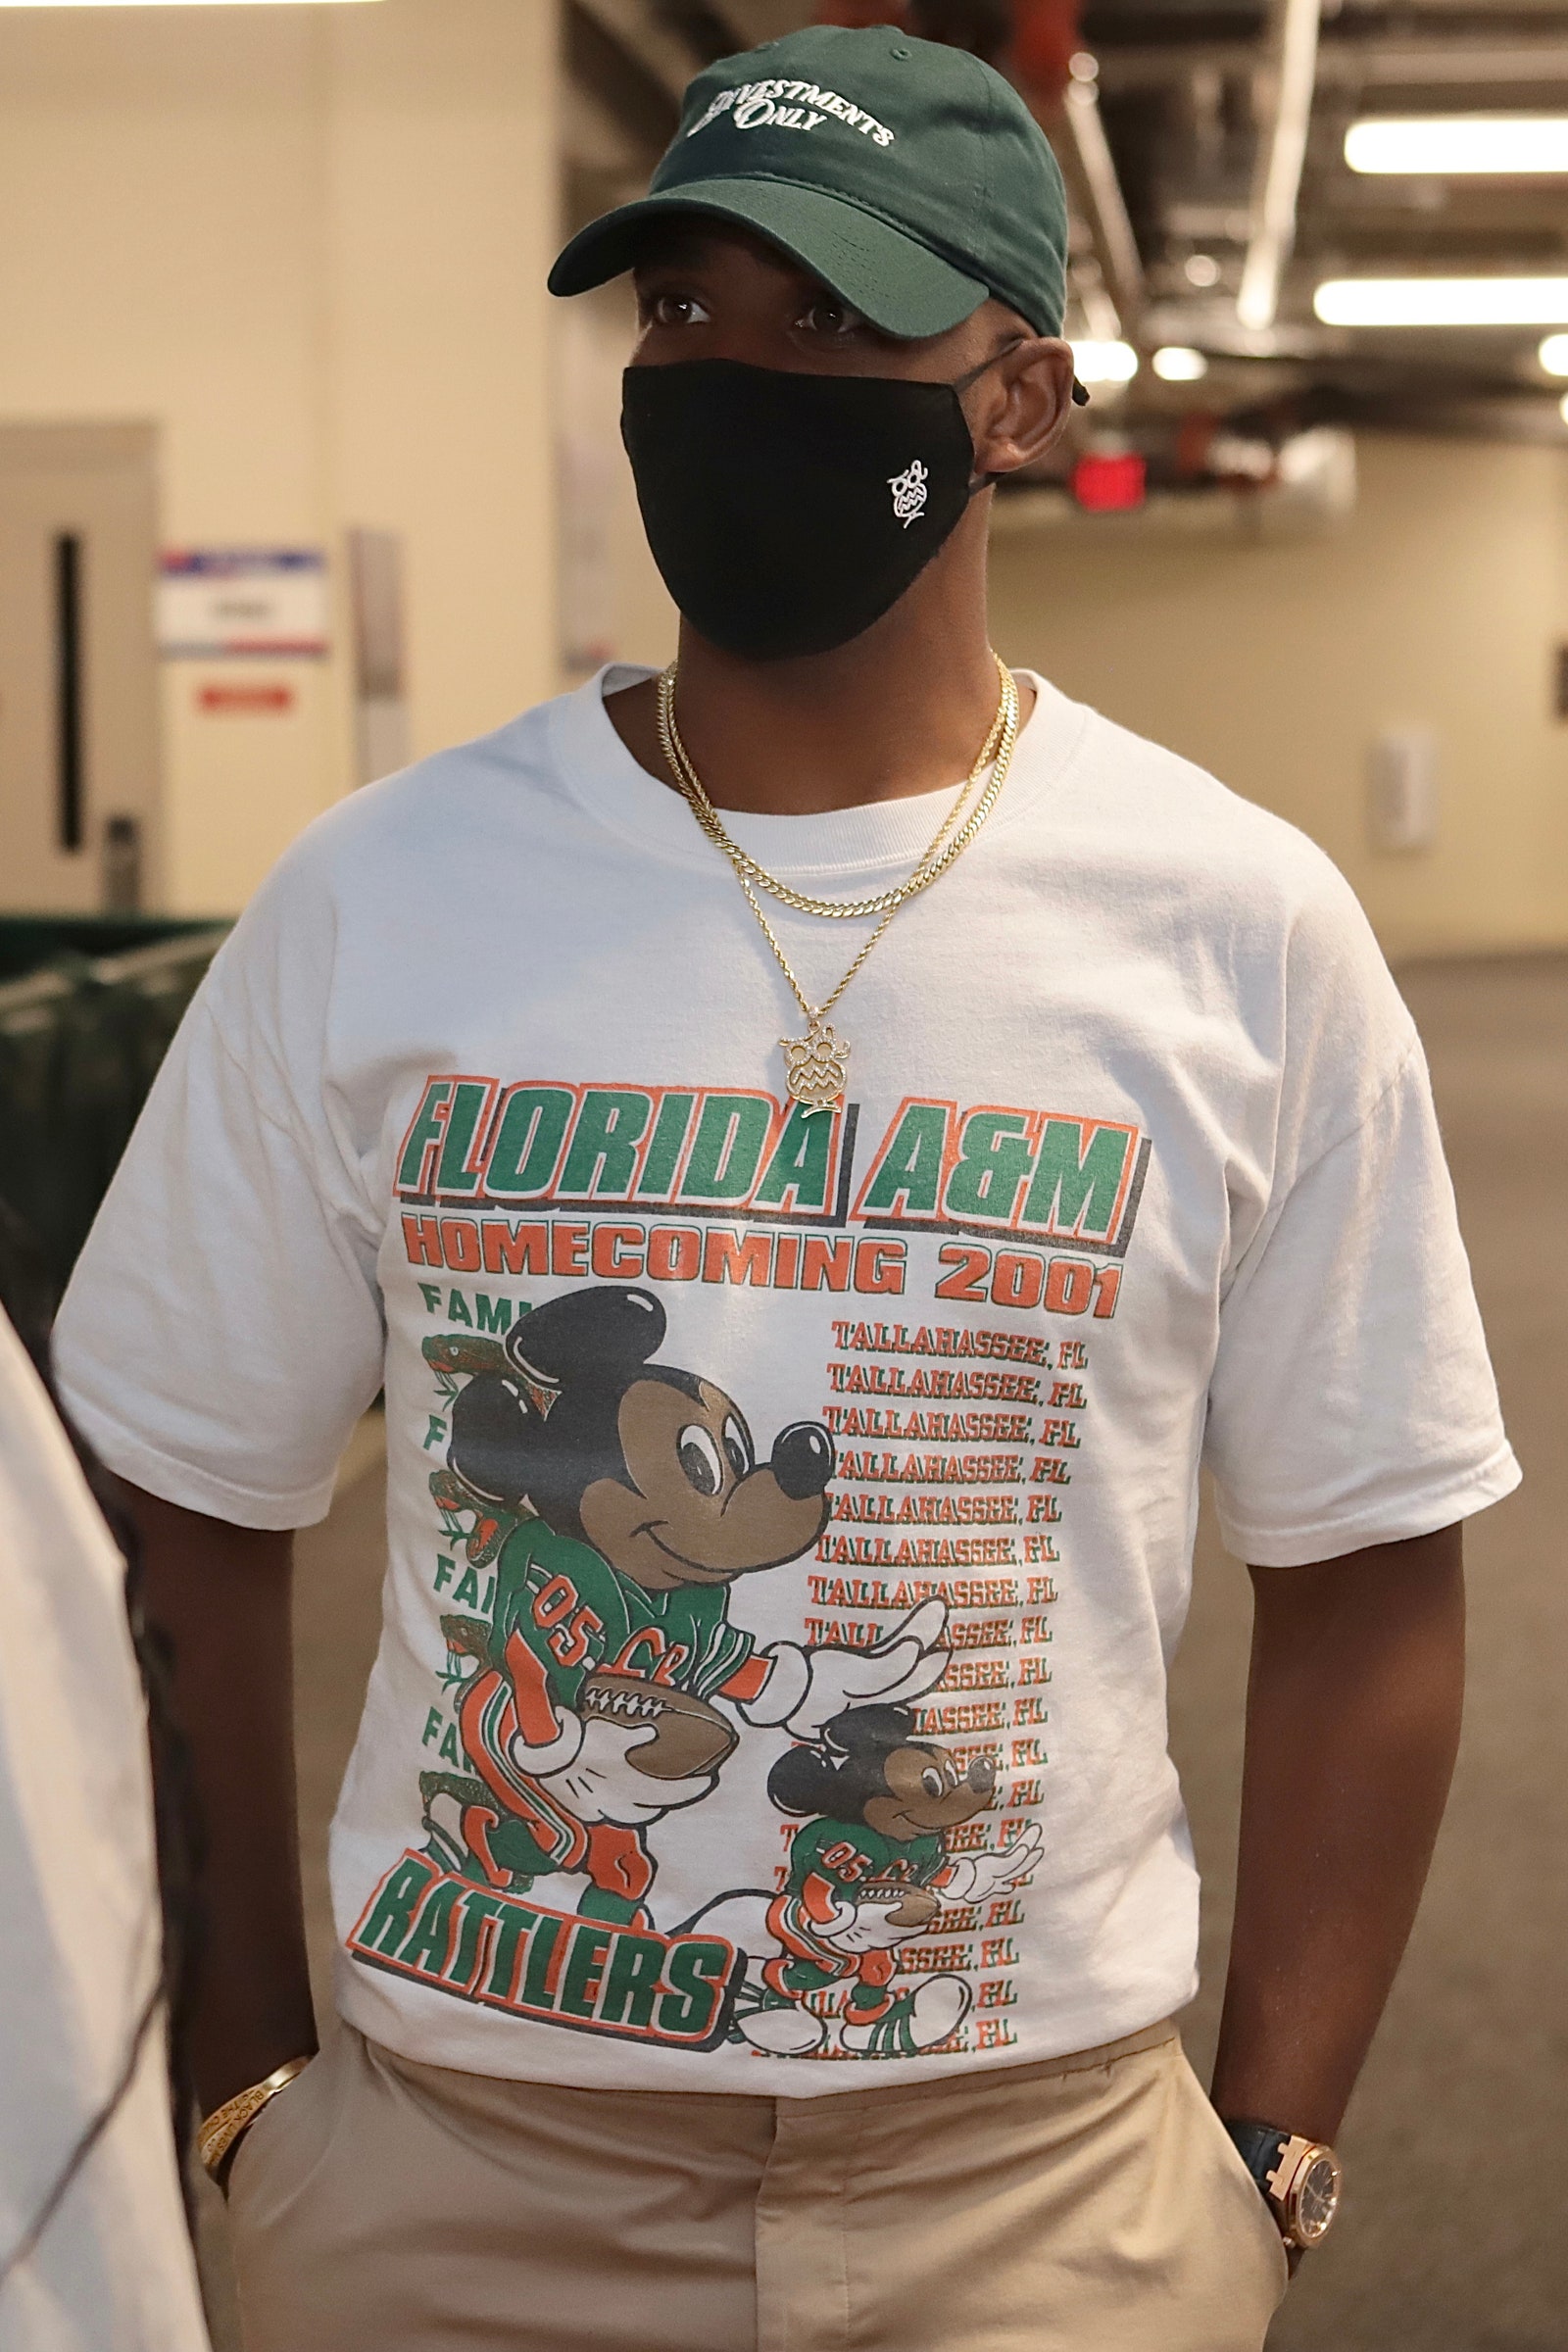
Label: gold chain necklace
xmin=656 ymin=659 xmax=1021 ymax=1115
xmin=658 ymin=653 xmax=1012 ymax=921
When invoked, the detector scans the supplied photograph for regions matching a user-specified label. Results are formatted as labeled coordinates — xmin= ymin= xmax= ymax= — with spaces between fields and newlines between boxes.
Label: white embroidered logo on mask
xmin=888 ymin=459 xmax=929 ymax=527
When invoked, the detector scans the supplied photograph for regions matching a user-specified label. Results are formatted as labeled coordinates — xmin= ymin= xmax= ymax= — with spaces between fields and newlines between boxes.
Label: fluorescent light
xmin=1152 ymin=346 xmax=1208 ymax=382
xmin=1540 ymin=334 xmax=1568 ymax=375
xmin=1070 ymin=338 xmax=1138 ymax=383
xmin=1347 ymin=116 xmax=1568 ymax=175
xmin=1314 ymin=277 xmax=1568 ymax=326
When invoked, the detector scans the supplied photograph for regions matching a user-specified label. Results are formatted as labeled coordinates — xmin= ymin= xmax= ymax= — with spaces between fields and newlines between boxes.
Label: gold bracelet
xmin=197 ymin=2055 xmax=314 ymax=2181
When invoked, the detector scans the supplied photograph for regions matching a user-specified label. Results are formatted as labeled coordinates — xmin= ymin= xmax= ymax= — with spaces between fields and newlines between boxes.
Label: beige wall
xmin=991 ymin=434 xmax=1568 ymax=961
xmin=0 ymin=0 xmax=559 ymax=915
xmin=10 ymin=0 xmax=1558 ymax=965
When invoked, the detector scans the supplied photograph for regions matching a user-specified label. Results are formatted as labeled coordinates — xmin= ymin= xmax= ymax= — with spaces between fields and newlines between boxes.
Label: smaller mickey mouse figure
xmin=698 ymin=1703 xmax=1045 ymax=2059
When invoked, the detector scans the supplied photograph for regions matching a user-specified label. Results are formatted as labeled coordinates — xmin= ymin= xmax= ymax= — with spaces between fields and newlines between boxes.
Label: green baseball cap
xmin=549 ymin=23 xmax=1072 ymax=344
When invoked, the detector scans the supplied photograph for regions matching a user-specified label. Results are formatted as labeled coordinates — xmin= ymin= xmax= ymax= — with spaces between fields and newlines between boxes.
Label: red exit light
xmin=1072 ymin=452 xmax=1147 ymax=512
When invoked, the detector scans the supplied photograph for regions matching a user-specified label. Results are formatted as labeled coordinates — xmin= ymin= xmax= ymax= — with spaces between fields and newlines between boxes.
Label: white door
xmin=0 ymin=422 xmax=161 ymax=912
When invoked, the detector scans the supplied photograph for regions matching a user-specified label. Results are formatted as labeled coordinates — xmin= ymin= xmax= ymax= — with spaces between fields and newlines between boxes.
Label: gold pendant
xmin=781 ymin=1016 xmax=850 ymax=1115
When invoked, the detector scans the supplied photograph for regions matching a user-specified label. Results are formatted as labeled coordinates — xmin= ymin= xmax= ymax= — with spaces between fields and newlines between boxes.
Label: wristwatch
xmin=1222 ymin=2120 xmax=1345 ymax=2250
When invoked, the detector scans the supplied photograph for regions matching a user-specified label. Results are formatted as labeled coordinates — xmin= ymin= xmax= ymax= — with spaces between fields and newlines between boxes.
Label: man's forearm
xmin=123 ymin=1483 xmax=318 ymax=2117
xmin=1209 ymin=1524 xmax=1465 ymax=2144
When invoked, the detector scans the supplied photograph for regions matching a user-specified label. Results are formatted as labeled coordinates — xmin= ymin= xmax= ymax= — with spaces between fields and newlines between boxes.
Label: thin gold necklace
xmin=656 ymin=660 xmax=1021 ymax=1114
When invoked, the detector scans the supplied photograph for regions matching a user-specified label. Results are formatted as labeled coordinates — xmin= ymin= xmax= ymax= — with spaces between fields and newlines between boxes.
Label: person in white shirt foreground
xmin=54 ymin=24 xmax=1518 ymax=2352
xmin=0 ymin=1291 xmax=210 ymax=2352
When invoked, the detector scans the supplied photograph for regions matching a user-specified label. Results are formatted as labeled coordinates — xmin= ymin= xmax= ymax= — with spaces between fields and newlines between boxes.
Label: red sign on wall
xmin=196 ymin=682 xmax=295 ymax=715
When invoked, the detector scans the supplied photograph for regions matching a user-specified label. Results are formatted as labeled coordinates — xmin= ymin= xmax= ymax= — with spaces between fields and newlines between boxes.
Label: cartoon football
xmin=579 ymin=1669 xmax=738 ymax=1781
xmin=862 ymin=1884 xmax=943 ymax=1932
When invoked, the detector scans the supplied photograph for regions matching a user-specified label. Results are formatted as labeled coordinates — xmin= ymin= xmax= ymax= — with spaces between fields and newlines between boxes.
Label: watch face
xmin=1292 ymin=2150 xmax=1344 ymax=2244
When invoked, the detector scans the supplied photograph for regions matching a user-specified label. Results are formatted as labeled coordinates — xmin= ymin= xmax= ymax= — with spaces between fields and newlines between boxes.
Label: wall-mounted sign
xmin=197 ymin=682 xmax=296 ymax=715
xmin=158 ymin=549 xmax=328 ymax=658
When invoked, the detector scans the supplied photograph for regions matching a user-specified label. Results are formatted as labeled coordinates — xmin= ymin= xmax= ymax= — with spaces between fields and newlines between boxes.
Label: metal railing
xmin=0 ymin=919 xmax=229 ymax=1302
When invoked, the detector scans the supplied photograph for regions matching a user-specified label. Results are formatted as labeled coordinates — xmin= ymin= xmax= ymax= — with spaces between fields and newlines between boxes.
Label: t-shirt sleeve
xmin=1204 ymin=1033 xmax=1519 ymax=1566
xmin=54 ymin=870 xmax=385 ymax=1530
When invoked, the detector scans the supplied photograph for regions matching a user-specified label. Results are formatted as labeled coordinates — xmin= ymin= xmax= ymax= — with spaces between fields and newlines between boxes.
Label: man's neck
xmin=605 ymin=522 xmax=1032 ymax=816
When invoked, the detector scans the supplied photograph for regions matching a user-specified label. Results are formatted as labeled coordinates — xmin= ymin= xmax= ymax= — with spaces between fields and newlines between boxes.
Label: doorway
xmin=0 ymin=422 xmax=161 ymax=912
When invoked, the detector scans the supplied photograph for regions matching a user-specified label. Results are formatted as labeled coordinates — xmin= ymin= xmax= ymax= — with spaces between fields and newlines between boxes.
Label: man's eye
xmin=800 ymin=296 xmax=864 ymax=338
xmin=648 ymin=291 xmax=710 ymax=327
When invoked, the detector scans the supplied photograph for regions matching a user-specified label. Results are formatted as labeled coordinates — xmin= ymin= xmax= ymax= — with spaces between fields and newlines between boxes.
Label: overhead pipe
xmin=1009 ymin=2 xmax=1145 ymax=332
xmin=1053 ymin=59 xmax=1145 ymax=334
xmin=574 ymin=0 xmax=702 ymax=109
xmin=1096 ymin=35 xmax=1568 ymax=93
xmin=814 ymin=1 xmax=1144 ymax=334
xmin=1236 ymin=0 xmax=1323 ymax=333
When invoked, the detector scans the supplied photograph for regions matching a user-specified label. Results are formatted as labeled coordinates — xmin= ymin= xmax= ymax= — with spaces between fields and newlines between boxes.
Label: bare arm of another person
xmin=1208 ymin=1522 xmax=1466 ymax=2145
xmin=122 ymin=1482 xmax=318 ymax=2118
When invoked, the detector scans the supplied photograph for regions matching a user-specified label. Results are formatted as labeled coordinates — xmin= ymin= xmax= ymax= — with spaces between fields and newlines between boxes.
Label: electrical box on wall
xmin=1368 ymin=728 xmax=1439 ymax=854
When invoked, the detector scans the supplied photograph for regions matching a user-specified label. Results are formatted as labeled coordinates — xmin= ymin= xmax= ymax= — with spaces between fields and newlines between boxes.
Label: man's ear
xmin=970 ymin=337 xmax=1078 ymax=481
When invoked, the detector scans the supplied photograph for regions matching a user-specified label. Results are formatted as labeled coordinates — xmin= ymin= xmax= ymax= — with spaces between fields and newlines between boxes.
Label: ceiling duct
xmin=1236 ymin=0 xmax=1322 ymax=335
xmin=1095 ymin=36 xmax=1568 ymax=97
xmin=1054 ymin=58 xmax=1146 ymax=333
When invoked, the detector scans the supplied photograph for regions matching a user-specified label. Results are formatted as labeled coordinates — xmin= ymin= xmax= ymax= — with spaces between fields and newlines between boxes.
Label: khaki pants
xmin=228 ymin=2020 xmax=1290 ymax=2352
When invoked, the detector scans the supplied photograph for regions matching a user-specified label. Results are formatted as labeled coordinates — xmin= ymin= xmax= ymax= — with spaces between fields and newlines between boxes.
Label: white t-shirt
xmin=55 ymin=669 xmax=1517 ymax=2094
xmin=0 ymin=1311 xmax=211 ymax=2351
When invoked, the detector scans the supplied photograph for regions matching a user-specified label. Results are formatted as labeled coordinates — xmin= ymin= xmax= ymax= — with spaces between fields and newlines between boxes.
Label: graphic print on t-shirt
xmin=347 ymin=1075 xmax=1147 ymax=2057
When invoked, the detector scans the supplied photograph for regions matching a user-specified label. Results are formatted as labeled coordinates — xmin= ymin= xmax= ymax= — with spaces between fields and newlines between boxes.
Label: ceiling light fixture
xmin=1347 ymin=116 xmax=1568 ymax=175
xmin=1540 ymin=334 xmax=1568 ymax=375
xmin=1152 ymin=346 xmax=1209 ymax=381
xmin=1314 ymin=277 xmax=1568 ymax=327
xmin=1070 ymin=339 xmax=1139 ymax=384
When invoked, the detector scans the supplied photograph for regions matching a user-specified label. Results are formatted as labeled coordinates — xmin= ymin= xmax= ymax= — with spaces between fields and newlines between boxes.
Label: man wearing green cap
xmin=56 ymin=21 xmax=1513 ymax=2352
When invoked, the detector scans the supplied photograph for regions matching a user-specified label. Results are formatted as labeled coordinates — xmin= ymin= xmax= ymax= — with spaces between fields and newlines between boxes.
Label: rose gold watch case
xmin=1269 ymin=2137 xmax=1345 ymax=2248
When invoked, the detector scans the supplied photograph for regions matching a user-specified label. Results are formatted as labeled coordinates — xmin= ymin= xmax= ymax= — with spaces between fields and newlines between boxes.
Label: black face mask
xmin=620 ymin=356 xmax=1002 ymax=662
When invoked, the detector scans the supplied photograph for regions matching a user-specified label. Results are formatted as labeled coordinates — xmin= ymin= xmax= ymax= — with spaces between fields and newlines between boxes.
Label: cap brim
xmin=549 ymin=179 xmax=991 ymax=341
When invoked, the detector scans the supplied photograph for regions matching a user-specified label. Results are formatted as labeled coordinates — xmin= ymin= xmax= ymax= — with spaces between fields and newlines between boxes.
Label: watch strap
xmin=1221 ymin=2118 xmax=1293 ymax=2209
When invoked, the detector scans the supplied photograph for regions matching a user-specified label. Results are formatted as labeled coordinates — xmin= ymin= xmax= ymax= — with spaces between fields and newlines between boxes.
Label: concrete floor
xmin=1171 ymin=955 xmax=1568 ymax=2352
xmin=199 ymin=955 xmax=1568 ymax=2352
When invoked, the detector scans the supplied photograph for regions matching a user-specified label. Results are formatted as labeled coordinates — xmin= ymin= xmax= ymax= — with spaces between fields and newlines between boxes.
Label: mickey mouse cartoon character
xmin=696 ymin=1703 xmax=1044 ymax=2058
xmin=422 ymin=1286 xmax=949 ymax=1930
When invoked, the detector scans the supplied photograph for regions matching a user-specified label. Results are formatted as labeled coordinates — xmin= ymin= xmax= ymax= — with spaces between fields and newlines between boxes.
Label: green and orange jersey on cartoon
xmin=452 ymin=1520 xmax=769 ymax=1896
xmin=491 ymin=1519 xmax=761 ymax=1713
xmin=766 ymin=1815 xmax=949 ymax=1986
